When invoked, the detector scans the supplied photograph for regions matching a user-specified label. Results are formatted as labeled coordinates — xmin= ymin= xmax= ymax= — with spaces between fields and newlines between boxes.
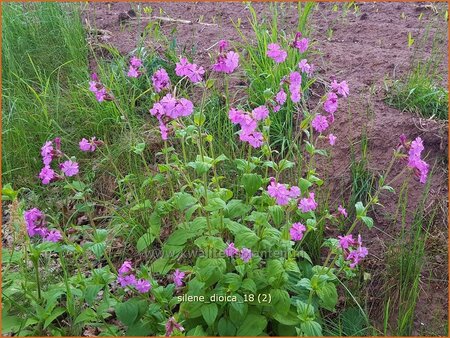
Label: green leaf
xmin=201 ymin=303 xmax=218 ymax=326
xmin=116 ymin=300 xmax=139 ymax=326
xmin=85 ymin=285 xmax=103 ymax=306
xmin=301 ymin=320 xmax=322 ymax=336
xmin=298 ymin=178 xmax=312 ymax=194
xmin=297 ymin=278 xmax=312 ymax=290
xmin=188 ymin=160 xmax=212 ymax=176
xmin=224 ymin=200 xmax=251 ymax=219
xmin=241 ymin=278 xmax=257 ymax=293
xmin=74 ymin=308 xmax=97 ymax=325
xmin=355 ymin=201 xmax=365 ymax=217
xmin=316 ymin=282 xmax=338 ymax=311
xmin=132 ymin=142 xmax=146 ymax=154
xmin=268 ymin=205 xmax=284 ymax=226
xmin=236 ymin=314 xmax=267 ymax=336
xmin=173 ymin=192 xmax=197 ymax=211
xmin=1 ymin=184 xmax=18 ymax=201
xmin=241 ymin=173 xmax=262 ymax=197
xmin=44 ymin=307 xmax=66 ymax=329
xmin=187 ymin=325 xmax=207 ymax=336
xmin=271 ymin=289 xmax=291 ymax=315
xmin=130 ymin=199 xmax=152 ymax=211
xmin=136 ymin=233 xmax=155 ymax=252
xmin=204 ymin=197 xmax=226 ymax=212
xmin=89 ymin=242 xmax=106 ymax=259
xmin=360 ymin=216 xmax=373 ymax=229
xmin=218 ymin=317 xmax=236 ymax=336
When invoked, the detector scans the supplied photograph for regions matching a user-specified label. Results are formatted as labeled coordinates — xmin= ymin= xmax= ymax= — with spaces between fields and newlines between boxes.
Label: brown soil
xmin=83 ymin=2 xmax=448 ymax=336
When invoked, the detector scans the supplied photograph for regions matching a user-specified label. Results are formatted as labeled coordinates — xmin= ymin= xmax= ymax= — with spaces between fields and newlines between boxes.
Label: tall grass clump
xmin=2 ymin=3 xmax=89 ymax=185
xmin=382 ymin=171 xmax=435 ymax=335
xmin=385 ymin=27 xmax=448 ymax=120
xmin=233 ymin=2 xmax=315 ymax=155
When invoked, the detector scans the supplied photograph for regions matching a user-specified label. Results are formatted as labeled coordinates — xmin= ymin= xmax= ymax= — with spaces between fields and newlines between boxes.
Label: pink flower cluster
xmin=165 ymin=317 xmax=185 ymax=337
xmin=407 ymin=137 xmax=429 ymax=184
xmin=272 ymin=88 xmax=287 ymax=112
xmin=338 ymin=234 xmax=368 ymax=268
xmin=127 ymin=56 xmax=144 ymax=78
xmin=173 ymin=269 xmax=185 ymax=287
xmin=39 ymin=138 xmax=79 ymax=185
xmin=152 ymin=68 xmax=171 ymax=93
xmin=89 ymin=73 xmax=112 ymax=102
xmin=212 ymin=40 xmax=239 ymax=74
xmin=149 ymin=94 xmax=194 ymax=140
xmin=79 ymin=137 xmax=102 ymax=152
xmin=175 ymin=57 xmax=205 ymax=83
xmin=298 ymin=59 xmax=314 ymax=76
xmin=311 ymin=80 xmax=349 ymax=134
xmin=24 ymin=208 xmax=62 ymax=242
xmin=290 ymin=222 xmax=306 ymax=241
xmin=298 ymin=192 xmax=318 ymax=213
xmin=267 ymin=179 xmax=300 ymax=205
xmin=224 ymin=243 xmax=252 ymax=263
xmin=292 ymin=32 xmax=309 ymax=53
xmin=267 ymin=43 xmax=287 ymax=63
xmin=337 ymin=205 xmax=348 ymax=217
xmin=228 ymin=106 xmax=270 ymax=148
xmin=117 ymin=261 xmax=151 ymax=293
xmin=288 ymin=71 xmax=302 ymax=103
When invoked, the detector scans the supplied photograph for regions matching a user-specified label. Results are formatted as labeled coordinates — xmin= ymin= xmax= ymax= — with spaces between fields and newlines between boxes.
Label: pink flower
xmin=275 ymin=89 xmax=287 ymax=106
xmin=135 ymin=279 xmax=152 ymax=293
xmin=267 ymin=179 xmax=300 ymax=206
xmin=252 ymin=105 xmax=269 ymax=121
xmin=218 ymin=40 xmax=229 ymax=51
xmin=240 ymin=248 xmax=252 ymax=263
xmin=338 ymin=205 xmax=348 ymax=217
xmin=44 ymin=229 xmax=63 ymax=242
xmin=127 ymin=66 xmax=140 ymax=78
xmin=289 ymin=71 xmax=302 ymax=103
xmin=173 ymin=269 xmax=185 ymax=287
xmin=95 ymin=88 xmax=108 ymax=102
xmin=298 ymin=192 xmax=318 ymax=213
xmin=323 ymin=92 xmax=338 ymax=114
xmin=328 ymin=133 xmax=337 ymax=145
xmin=89 ymin=74 xmax=111 ymax=102
xmin=118 ymin=261 xmax=133 ymax=275
xmin=312 ymin=115 xmax=329 ymax=133
xmin=239 ymin=130 xmax=264 ymax=148
xmin=213 ymin=50 xmax=239 ymax=74
xmin=346 ymin=235 xmax=368 ymax=268
xmin=338 ymin=234 xmax=354 ymax=250
xmin=175 ymin=57 xmax=191 ymax=76
xmin=39 ymin=166 xmax=56 ymax=185
xmin=130 ymin=56 xmax=143 ymax=68
xmin=175 ymin=57 xmax=204 ymax=83
xmin=165 ymin=317 xmax=185 ymax=337
xmin=118 ymin=274 xmax=137 ymax=288
xmin=41 ymin=141 xmax=54 ymax=165
xmin=267 ymin=43 xmax=287 ymax=63
xmin=79 ymin=137 xmax=101 ymax=152
xmin=331 ymin=80 xmax=349 ymax=97
xmin=60 ymin=160 xmax=79 ymax=177
xmin=293 ymin=32 xmax=309 ymax=52
xmin=298 ymin=59 xmax=313 ymax=76
xmin=228 ymin=108 xmax=246 ymax=124
xmin=407 ymin=137 xmax=429 ymax=183
xmin=152 ymin=68 xmax=171 ymax=93
xmin=24 ymin=208 xmax=48 ymax=237
xmin=290 ymin=222 xmax=306 ymax=241
xmin=159 ymin=121 xmax=169 ymax=141
xmin=225 ymin=242 xmax=239 ymax=257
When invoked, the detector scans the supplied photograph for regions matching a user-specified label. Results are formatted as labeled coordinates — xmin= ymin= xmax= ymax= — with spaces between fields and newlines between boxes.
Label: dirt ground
xmin=83 ymin=2 xmax=448 ymax=335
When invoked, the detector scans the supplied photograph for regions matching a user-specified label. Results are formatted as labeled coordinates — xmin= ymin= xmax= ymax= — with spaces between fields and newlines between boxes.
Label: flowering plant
xmin=12 ymin=26 xmax=430 ymax=337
